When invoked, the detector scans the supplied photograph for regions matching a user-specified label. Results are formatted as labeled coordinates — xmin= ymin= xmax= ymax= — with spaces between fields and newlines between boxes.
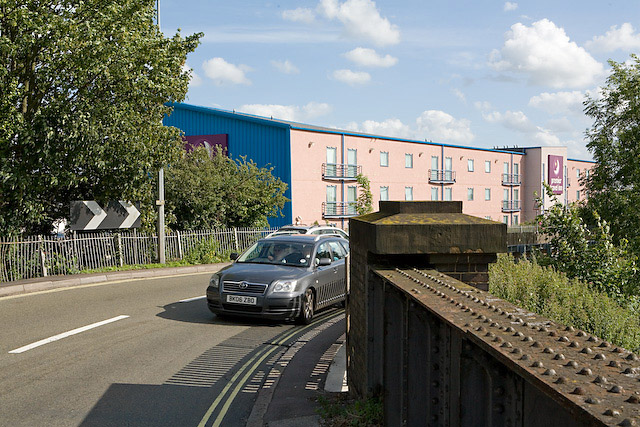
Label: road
xmin=0 ymin=272 xmax=344 ymax=426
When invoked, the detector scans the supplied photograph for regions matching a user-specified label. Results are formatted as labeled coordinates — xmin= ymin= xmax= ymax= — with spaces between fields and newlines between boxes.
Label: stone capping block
xmin=352 ymin=201 xmax=507 ymax=255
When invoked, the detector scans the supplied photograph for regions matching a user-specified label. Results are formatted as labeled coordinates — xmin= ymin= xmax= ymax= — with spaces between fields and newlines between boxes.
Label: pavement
xmin=0 ymin=264 xmax=350 ymax=426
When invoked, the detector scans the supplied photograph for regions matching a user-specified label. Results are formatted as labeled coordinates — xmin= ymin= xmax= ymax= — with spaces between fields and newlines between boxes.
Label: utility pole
xmin=156 ymin=0 xmax=166 ymax=264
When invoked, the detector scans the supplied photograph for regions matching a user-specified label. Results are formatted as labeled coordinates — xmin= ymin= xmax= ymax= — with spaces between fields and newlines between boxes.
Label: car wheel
xmin=298 ymin=288 xmax=315 ymax=324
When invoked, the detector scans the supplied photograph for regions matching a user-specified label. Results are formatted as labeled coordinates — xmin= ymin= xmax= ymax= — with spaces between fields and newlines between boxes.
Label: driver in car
xmin=268 ymin=244 xmax=292 ymax=262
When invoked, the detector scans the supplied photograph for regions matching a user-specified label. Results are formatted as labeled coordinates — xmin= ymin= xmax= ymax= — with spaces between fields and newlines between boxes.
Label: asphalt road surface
xmin=0 ymin=272 xmax=343 ymax=426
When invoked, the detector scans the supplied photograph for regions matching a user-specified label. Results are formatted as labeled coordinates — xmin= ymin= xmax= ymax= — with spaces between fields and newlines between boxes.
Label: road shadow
xmin=156 ymin=299 xmax=287 ymax=327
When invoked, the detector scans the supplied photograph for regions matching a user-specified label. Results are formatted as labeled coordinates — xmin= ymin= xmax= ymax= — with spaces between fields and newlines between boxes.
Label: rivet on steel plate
xmin=594 ymin=376 xmax=608 ymax=384
xmin=486 ymin=332 xmax=495 ymax=338
xmin=565 ymin=326 xmax=575 ymax=332
xmin=532 ymin=341 xmax=542 ymax=348
xmin=609 ymin=361 xmax=622 ymax=368
xmin=577 ymin=331 xmax=587 ymax=337
xmin=515 ymin=318 xmax=523 ymax=323
xmin=585 ymin=397 xmax=600 ymax=404
xmin=477 ymin=326 xmax=486 ymax=332
xmin=571 ymin=387 xmax=586 ymax=395
xmin=555 ymin=377 xmax=567 ymax=384
xmin=619 ymin=419 xmax=636 ymax=427
xmin=594 ymin=354 xmax=606 ymax=361
xmin=523 ymin=336 xmax=533 ymax=342
xmin=543 ymin=369 xmax=556 ymax=376
xmin=626 ymin=354 xmax=639 ymax=361
xmin=566 ymin=361 xmax=579 ymax=368
xmin=539 ymin=326 xmax=548 ymax=332
xmin=505 ymin=327 xmax=515 ymax=333
xmin=626 ymin=395 xmax=640 ymax=404
xmin=623 ymin=368 xmax=637 ymax=375
xmin=522 ymin=322 xmax=529 ymax=327
xmin=578 ymin=368 xmax=593 ymax=376
xmin=512 ymin=348 xmax=522 ymax=355
xmin=464 ymin=323 xmax=471 ymax=327
xmin=548 ymin=331 xmax=558 ymax=337
xmin=599 ymin=342 xmax=611 ymax=348
xmin=581 ymin=347 xmax=593 ymax=354
xmin=558 ymin=336 xmax=570 ymax=343
xmin=507 ymin=314 xmax=514 ymax=319
xmin=501 ymin=342 xmax=513 ymax=348
xmin=603 ymin=409 xmax=620 ymax=416
xmin=543 ymin=347 xmax=555 ymax=354
xmin=587 ymin=336 xmax=598 ymax=342
xmin=554 ymin=354 xmax=566 ymax=361
xmin=490 ymin=322 xmax=499 ymax=328
xmin=521 ymin=354 xmax=530 ymax=361
xmin=614 ymin=348 xmax=624 ymax=354
xmin=515 ymin=332 xmax=524 ymax=338
xmin=569 ymin=341 xmax=580 ymax=348
xmin=531 ymin=361 xmax=544 ymax=368
xmin=493 ymin=337 xmax=503 ymax=343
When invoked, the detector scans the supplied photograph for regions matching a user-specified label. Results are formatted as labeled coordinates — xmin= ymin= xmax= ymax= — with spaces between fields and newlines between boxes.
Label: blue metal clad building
xmin=163 ymin=103 xmax=293 ymax=227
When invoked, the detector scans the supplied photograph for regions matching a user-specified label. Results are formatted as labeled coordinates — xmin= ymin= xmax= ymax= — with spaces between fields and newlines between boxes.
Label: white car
xmin=267 ymin=225 xmax=349 ymax=240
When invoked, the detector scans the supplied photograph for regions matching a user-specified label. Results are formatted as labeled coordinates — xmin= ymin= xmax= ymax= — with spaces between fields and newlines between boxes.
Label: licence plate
xmin=226 ymin=295 xmax=257 ymax=305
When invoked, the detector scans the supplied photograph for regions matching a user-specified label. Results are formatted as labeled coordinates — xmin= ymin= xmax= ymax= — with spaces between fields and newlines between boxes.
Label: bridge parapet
xmin=347 ymin=201 xmax=640 ymax=426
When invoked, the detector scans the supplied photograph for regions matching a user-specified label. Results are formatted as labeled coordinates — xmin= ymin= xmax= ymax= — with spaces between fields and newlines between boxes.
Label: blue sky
xmin=160 ymin=0 xmax=640 ymax=160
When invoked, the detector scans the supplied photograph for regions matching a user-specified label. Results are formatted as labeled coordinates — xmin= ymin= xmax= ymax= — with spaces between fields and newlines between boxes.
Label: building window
xmin=577 ymin=190 xmax=581 ymax=199
xmin=405 ymin=153 xmax=413 ymax=168
xmin=485 ymin=160 xmax=491 ymax=173
xmin=468 ymin=159 xmax=474 ymax=172
xmin=380 ymin=186 xmax=389 ymax=201
xmin=326 ymin=147 xmax=337 ymax=176
xmin=444 ymin=187 xmax=452 ymax=201
xmin=585 ymin=169 xmax=590 ymax=178
xmin=326 ymin=185 xmax=337 ymax=215
xmin=503 ymin=215 xmax=509 ymax=224
xmin=347 ymin=149 xmax=358 ymax=178
xmin=405 ymin=186 xmax=413 ymax=201
xmin=467 ymin=188 xmax=474 ymax=201
xmin=380 ymin=151 xmax=389 ymax=167
xmin=431 ymin=187 xmax=439 ymax=201
xmin=485 ymin=188 xmax=491 ymax=201
xmin=576 ymin=168 xmax=581 ymax=179
xmin=513 ymin=215 xmax=519 ymax=225
xmin=347 ymin=185 xmax=357 ymax=215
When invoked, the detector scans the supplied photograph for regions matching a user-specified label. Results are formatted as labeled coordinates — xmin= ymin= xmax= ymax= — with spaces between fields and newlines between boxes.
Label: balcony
xmin=428 ymin=169 xmax=456 ymax=184
xmin=502 ymin=200 xmax=521 ymax=212
xmin=502 ymin=173 xmax=521 ymax=186
xmin=322 ymin=163 xmax=361 ymax=181
xmin=322 ymin=201 xmax=358 ymax=218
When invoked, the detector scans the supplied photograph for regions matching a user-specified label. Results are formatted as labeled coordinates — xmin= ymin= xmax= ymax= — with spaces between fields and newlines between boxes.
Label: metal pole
xmin=158 ymin=168 xmax=166 ymax=263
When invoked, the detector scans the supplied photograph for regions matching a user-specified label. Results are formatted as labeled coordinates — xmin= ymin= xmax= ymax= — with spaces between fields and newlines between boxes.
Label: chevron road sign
xmin=70 ymin=201 xmax=141 ymax=231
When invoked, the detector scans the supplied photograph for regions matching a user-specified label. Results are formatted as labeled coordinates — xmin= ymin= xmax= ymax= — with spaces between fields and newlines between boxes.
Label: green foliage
xmin=183 ymin=238 xmax=229 ymax=265
xmin=490 ymin=254 xmax=640 ymax=352
xmin=317 ymin=394 xmax=383 ymax=427
xmin=165 ymin=146 xmax=288 ymax=230
xmin=536 ymin=185 xmax=639 ymax=300
xmin=0 ymin=0 xmax=202 ymax=235
xmin=355 ymin=173 xmax=373 ymax=215
xmin=583 ymin=54 xmax=640 ymax=256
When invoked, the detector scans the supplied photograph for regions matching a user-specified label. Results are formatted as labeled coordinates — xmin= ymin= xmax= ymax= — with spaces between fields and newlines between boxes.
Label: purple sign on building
xmin=183 ymin=134 xmax=228 ymax=155
xmin=548 ymin=155 xmax=564 ymax=194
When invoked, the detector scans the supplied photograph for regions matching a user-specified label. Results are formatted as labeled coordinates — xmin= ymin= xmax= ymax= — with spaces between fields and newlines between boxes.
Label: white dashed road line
xmin=8 ymin=315 xmax=130 ymax=354
xmin=179 ymin=295 xmax=206 ymax=303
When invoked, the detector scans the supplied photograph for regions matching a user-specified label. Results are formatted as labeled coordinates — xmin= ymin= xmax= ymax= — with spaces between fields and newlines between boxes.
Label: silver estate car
xmin=207 ymin=235 xmax=349 ymax=323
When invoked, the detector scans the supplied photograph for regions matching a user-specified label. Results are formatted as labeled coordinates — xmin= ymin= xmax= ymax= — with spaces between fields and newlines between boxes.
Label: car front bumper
xmin=206 ymin=287 xmax=304 ymax=321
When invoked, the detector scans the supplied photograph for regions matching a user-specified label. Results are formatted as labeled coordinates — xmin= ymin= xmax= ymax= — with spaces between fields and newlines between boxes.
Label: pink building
xmin=165 ymin=104 xmax=595 ymax=229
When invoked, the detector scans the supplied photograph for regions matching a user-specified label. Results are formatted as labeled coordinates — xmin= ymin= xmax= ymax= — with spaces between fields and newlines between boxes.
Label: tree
xmin=355 ymin=173 xmax=373 ymax=215
xmin=583 ymin=54 xmax=640 ymax=255
xmin=0 ymin=0 xmax=201 ymax=235
xmin=164 ymin=146 xmax=289 ymax=230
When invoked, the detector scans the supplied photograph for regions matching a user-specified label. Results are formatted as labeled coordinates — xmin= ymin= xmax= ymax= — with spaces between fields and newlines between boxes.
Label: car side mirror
xmin=230 ymin=252 xmax=239 ymax=261
xmin=317 ymin=257 xmax=332 ymax=266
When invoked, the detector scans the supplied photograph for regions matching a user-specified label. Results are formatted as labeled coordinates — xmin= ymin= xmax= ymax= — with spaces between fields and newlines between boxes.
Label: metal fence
xmin=0 ymin=227 xmax=276 ymax=283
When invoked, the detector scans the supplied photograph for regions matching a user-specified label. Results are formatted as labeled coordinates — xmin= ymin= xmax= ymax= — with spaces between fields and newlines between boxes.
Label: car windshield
xmin=237 ymin=241 xmax=314 ymax=267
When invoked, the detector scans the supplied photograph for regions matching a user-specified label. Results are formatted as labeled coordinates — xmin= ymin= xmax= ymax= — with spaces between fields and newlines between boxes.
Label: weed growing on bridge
xmin=317 ymin=394 xmax=383 ymax=426
xmin=490 ymin=254 xmax=640 ymax=352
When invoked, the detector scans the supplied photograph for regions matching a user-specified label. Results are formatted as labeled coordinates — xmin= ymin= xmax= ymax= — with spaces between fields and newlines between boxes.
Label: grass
xmin=316 ymin=394 xmax=383 ymax=427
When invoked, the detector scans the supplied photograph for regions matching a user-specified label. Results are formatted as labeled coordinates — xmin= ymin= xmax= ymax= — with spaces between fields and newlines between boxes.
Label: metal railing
xmin=322 ymin=201 xmax=358 ymax=218
xmin=0 ymin=227 xmax=276 ymax=283
xmin=502 ymin=200 xmax=521 ymax=212
xmin=502 ymin=173 xmax=521 ymax=186
xmin=322 ymin=163 xmax=361 ymax=180
xmin=428 ymin=169 xmax=456 ymax=184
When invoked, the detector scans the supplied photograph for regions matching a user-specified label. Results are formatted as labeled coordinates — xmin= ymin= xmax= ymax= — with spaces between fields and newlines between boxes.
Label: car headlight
xmin=272 ymin=279 xmax=297 ymax=293
xmin=209 ymin=275 xmax=220 ymax=289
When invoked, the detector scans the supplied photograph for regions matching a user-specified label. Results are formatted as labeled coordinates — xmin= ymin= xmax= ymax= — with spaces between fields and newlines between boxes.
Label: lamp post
xmin=156 ymin=0 xmax=166 ymax=264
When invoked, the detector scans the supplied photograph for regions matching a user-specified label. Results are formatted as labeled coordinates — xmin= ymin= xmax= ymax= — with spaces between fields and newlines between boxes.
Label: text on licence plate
xmin=227 ymin=295 xmax=257 ymax=305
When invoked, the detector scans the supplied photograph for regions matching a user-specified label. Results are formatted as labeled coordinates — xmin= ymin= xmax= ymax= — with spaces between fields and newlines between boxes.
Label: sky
xmin=160 ymin=0 xmax=640 ymax=161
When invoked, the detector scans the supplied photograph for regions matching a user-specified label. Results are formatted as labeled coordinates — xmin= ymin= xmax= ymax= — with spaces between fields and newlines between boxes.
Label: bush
xmin=490 ymin=254 xmax=640 ymax=352
xmin=184 ymin=238 xmax=229 ymax=264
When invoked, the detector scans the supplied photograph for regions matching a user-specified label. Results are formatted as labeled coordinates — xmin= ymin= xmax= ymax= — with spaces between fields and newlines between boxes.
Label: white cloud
xmin=318 ymin=0 xmax=400 ymax=46
xmin=504 ymin=2 xmax=518 ymax=11
xmin=489 ymin=19 xmax=603 ymax=88
xmin=282 ymin=7 xmax=316 ymax=24
xmin=452 ymin=88 xmax=466 ymax=103
xmin=474 ymin=101 xmax=492 ymax=111
xmin=182 ymin=63 xmax=202 ymax=87
xmin=416 ymin=110 xmax=474 ymax=144
xmin=528 ymin=91 xmax=586 ymax=115
xmin=482 ymin=110 xmax=536 ymax=133
xmin=359 ymin=119 xmax=413 ymax=138
xmin=236 ymin=102 xmax=332 ymax=122
xmin=546 ymin=117 xmax=575 ymax=133
xmin=532 ymin=129 xmax=562 ymax=146
xmin=271 ymin=59 xmax=300 ymax=74
xmin=202 ymin=57 xmax=251 ymax=86
xmin=344 ymin=47 xmax=398 ymax=68
xmin=586 ymin=23 xmax=640 ymax=53
xmin=332 ymin=69 xmax=371 ymax=85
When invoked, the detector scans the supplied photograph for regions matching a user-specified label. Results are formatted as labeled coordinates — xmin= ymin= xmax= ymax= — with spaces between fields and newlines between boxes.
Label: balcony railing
xmin=502 ymin=200 xmax=521 ymax=212
xmin=501 ymin=173 xmax=521 ymax=186
xmin=322 ymin=163 xmax=361 ymax=180
xmin=428 ymin=169 xmax=456 ymax=184
xmin=322 ymin=201 xmax=358 ymax=218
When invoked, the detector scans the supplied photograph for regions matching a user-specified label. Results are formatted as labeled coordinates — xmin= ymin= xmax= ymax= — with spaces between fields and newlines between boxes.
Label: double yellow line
xmin=197 ymin=309 xmax=344 ymax=427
